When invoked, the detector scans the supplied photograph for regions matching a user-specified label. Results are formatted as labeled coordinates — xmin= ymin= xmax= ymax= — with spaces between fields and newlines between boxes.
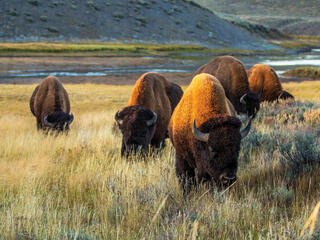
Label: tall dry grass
xmin=0 ymin=83 xmax=319 ymax=239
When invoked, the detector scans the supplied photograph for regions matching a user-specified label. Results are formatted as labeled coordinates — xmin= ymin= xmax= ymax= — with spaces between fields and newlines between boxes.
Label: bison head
xmin=44 ymin=112 xmax=74 ymax=131
xmin=192 ymin=116 xmax=252 ymax=188
xmin=279 ymin=91 xmax=294 ymax=101
xmin=115 ymin=105 xmax=158 ymax=157
xmin=240 ymin=92 xmax=260 ymax=117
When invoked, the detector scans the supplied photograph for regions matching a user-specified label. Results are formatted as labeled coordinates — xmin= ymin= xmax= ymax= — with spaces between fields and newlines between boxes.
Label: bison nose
xmin=219 ymin=173 xmax=236 ymax=186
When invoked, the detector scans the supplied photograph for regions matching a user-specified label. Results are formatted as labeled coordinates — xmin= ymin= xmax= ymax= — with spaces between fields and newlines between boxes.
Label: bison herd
xmin=29 ymin=55 xmax=294 ymax=193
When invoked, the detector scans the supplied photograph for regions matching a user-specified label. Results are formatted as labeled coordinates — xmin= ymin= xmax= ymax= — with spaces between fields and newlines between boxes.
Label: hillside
xmin=0 ymin=0 xmax=275 ymax=49
xmin=195 ymin=0 xmax=320 ymax=36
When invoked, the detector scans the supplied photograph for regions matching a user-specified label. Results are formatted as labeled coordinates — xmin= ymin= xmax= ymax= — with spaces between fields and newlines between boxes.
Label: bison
xmin=247 ymin=64 xmax=294 ymax=102
xmin=115 ymin=72 xmax=183 ymax=156
xmin=30 ymin=75 xmax=74 ymax=131
xmin=193 ymin=56 xmax=260 ymax=117
xmin=168 ymin=73 xmax=252 ymax=193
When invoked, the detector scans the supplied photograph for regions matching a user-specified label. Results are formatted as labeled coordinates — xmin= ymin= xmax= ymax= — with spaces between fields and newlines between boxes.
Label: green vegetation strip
xmin=0 ymin=42 xmax=206 ymax=53
xmin=283 ymin=67 xmax=320 ymax=79
xmin=272 ymin=35 xmax=320 ymax=49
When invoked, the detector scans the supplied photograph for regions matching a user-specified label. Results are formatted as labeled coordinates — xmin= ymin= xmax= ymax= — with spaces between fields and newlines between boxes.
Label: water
xmin=2 ymin=67 xmax=189 ymax=78
xmin=1 ymin=49 xmax=320 ymax=82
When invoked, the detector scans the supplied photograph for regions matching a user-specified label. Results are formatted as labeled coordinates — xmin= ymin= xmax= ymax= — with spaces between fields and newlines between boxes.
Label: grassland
xmin=0 ymin=42 xmax=206 ymax=55
xmin=283 ymin=67 xmax=320 ymax=79
xmin=0 ymin=42 xmax=281 ymax=57
xmin=0 ymin=82 xmax=320 ymax=239
xmin=271 ymin=36 xmax=320 ymax=50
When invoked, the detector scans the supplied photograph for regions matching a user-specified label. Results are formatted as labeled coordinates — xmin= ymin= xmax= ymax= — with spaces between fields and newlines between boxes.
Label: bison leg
xmin=151 ymin=137 xmax=166 ymax=149
xmin=175 ymin=154 xmax=195 ymax=195
xmin=121 ymin=140 xmax=126 ymax=157
xmin=196 ymin=168 xmax=211 ymax=184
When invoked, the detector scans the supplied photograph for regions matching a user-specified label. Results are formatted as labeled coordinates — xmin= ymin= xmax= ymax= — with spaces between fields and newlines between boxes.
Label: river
xmin=0 ymin=49 xmax=319 ymax=84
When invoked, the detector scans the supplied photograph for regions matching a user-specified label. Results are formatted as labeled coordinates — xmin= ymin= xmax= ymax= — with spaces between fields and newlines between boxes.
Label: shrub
xmin=279 ymin=131 xmax=320 ymax=175
xmin=87 ymin=0 xmax=100 ymax=10
xmin=8 ymin=8 xmax=19 ymax=16
xmin=40 ymin=16 xmax=47 ymax=22
xmin=304 ymin=109 xmax=320 ymax=126
xmin=113 ymin=12 xmax=124 ymax=21
xmin=25 ymin=16 xmax=34 ymax=23
xmin=28 ymin=0 xmax=39 ymax=6
xmin=47 ymin=27 xmax=59 ymax=33
xmin=271 ymin=186 xmax=294 ymax=204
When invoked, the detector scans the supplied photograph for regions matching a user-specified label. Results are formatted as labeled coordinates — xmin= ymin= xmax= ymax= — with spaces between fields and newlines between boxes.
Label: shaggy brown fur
xmin=168 ymin=73 xmax=243 ymax=192
xmin=30 ymin=75 xmax=73 ymax=131
xmin=193 ymin=55 xmax=260 ymax=116
xmin=116 ymin=72 xmax=183 ymax=155
xmin=247 ymin=64 xmax=294 ymax=102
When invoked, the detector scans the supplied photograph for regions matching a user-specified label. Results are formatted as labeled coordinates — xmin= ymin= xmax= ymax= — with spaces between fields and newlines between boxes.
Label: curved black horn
xmin=192 ymin=119 xmax=209 ymax=142
xmin=115 ymin=111 xmax=120 ymax=121
xmin=68 ymin=113 xmax=74 ymax=124
xmin=240 ymin=93 xmax=247 ymax=104
xmin=44 ymin=115 xmax=55 ymax=127
xmin=115 ymin=111 xmax=123 ymax=125
xmin=240 ymin=117 xmax=253 ymax=139
xmin=147 ymin=112 xmax=157 ymax=127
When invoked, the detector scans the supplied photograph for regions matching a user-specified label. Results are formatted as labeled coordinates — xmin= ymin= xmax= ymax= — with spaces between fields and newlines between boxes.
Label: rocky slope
xmin=0 ymin=0 xmax=276 ymax=49
xmin=195 ymin=0 xmax=320 ymax=36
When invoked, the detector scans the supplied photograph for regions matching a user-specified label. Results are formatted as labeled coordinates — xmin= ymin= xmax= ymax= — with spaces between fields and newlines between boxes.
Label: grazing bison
xmin=115 ymin=72 xmax=183 ymax=156
xmin=30 ymin=75 xmax=74 ymax=131
xmin=193 ymin=56 xmax=260 ymax=117
xmin=247 ymin=64 xmax=294 ymax=102
xmin=168 ymin=73 xmax=252 ymax=192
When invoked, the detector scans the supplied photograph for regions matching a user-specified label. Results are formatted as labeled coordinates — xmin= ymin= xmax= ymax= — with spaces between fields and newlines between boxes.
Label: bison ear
xmin=115 ymin=111 xmax=123 ymax=126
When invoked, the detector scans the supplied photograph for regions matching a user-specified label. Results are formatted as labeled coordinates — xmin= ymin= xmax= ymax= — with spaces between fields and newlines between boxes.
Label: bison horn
xmin=115 ymin=111 xmax=123 ymax=126
xmin=240 ymin=93 xmax=247 ymax=104
xmin=147 ymin=111 xmax=158 ymax=127
xmin=192 ymin=119 xmax=209 ymax=142
xmin=44 ymin=115 xmax=55 ymax=127
xmin=240 ymin=116 xmax=253 ymax=139
xmin=68 ymin=114 xmax=74 ymax=124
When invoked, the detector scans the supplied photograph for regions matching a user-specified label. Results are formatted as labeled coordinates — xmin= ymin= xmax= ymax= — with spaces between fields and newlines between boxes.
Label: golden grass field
xmin=0 ymin=81 xmax=320 ymax=239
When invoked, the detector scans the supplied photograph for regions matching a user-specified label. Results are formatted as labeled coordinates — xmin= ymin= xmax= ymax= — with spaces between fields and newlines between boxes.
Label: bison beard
xmin=115 ymin=105 xmax=159 ymax=157
xmin=44 ymin=112 xmax=74 ymax=131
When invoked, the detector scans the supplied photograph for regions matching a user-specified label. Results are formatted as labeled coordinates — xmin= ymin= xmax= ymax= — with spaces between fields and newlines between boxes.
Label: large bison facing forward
xmin=247 ymin=64 xmax=294 ymax=102
xmin=193 ymin=56 xmax=260 ymax=117
xmin=169 ymin=73 xmax=252 ymax=192
xmin=30 ymin=75 xmax=74 ymax=131
xmin=115 ymin=72 xmax=183 ymax=156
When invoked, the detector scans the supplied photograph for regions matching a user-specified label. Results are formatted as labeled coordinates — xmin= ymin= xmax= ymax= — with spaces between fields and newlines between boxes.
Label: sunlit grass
xmin=0 ymin=82 xmax=319 ymax=238
xmin=282 ymin=80 xmax=320 ymax=100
